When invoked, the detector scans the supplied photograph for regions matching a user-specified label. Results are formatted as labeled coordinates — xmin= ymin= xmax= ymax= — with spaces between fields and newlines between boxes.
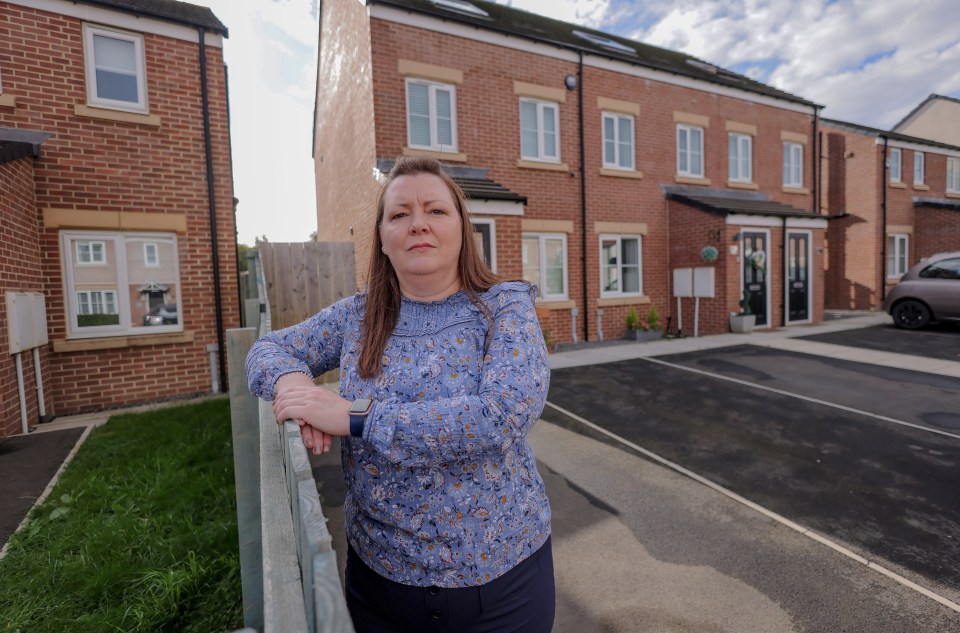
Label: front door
xmin=788 ymin=232 xmax=810 ymax=322
xmin=742 ymin=231 xmax=768 ymax=327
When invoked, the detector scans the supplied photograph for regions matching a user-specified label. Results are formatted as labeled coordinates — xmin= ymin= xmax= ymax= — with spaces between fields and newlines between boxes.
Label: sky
xmin=191 ymin=0 xmax=960 ymax=245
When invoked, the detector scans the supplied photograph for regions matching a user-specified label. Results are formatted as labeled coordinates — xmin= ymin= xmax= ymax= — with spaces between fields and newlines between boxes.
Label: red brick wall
xmin=916 ymin=207 xmax=960 ymax=258
xmin=0 ymin=158 xmax=51 ymax=436
xmin=360 ymin=18 xmax=818 ymax=342
xmin=0 ymin=3 xmax=237 ymax=427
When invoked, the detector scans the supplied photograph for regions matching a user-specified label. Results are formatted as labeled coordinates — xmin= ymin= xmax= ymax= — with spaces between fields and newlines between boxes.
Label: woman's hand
xmin=273 ymin=378 xmax=351 ymax=455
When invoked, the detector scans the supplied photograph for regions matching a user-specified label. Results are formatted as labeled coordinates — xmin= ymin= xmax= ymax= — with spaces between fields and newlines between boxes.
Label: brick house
xmin=821 ymin=118 xmax=960 ymax=310
xmin=0 ymin=0 xmax=238 ymax=437
xmin=314 ymin=0 xmax=829 ymax=344
xmin=892 ymin=94 xmax=960 ymax=147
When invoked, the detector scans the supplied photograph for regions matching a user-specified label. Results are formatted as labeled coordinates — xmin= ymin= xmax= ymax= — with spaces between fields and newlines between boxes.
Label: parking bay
xmin=545 ymin=344 xmax=960 ymax=599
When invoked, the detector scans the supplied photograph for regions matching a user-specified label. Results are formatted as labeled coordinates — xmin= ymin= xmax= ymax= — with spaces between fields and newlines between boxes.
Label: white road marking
xmin=543 ymin=399 xmax=960 ymax=614
xmin=641 ymin=356 xmax=960 ymax=442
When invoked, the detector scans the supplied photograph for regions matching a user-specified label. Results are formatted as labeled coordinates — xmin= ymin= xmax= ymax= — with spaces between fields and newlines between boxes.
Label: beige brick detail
xmin=674 ymin=175 xmax=712 ymax=186
xmin=397 ymin=59 xmax=463 ymax=84
xmin=53 ymin=331 xmax=195 ymax=353
xmin=537 ymin=300 xmax=576 ymax=310
xmin=782 ymin=186 xmax=810 ymax=194
xmin=594 ymin=221 xmax=648 ymax=235
xmin=597 ymin=295 xmax=650 ymax=308
xmin=889 ymin=181 xmax=906 ymax=189
xmin=119 ymin=212 xmax=188 ymax=232
xmin=517 ymin=159 xmax=569 ymax=171
xmin=74 ymin=104 xmax=161 ymax=126
xmin=513 ymin=81 xmax=566 ymax=103
xmin=402 ymin=147 xmax=467 ymax=162
xmin=725 ymin=121 xmax=757 ymax=135
xmin=599 ymin=168 xmax=643 ymax=179
xmin=597 ymin=97 xmax=640 ymax=116
xmin=887 ymin=225 xmax=913 ymax=235
xmin=522 ymin=219 xmax=574 ymax=233
xmin=912 ymin=183 xmax=930 ymax=191
xmin=0 ymin=94 xmax=16 ymax=108
xmin=781 ymin=130 xmax=808 ymax=144
xmin=43 ymin=208 xmax=120 ymax=228
xmin=727 ymin=181 xmax=759 ymax=190
xmin=673 ymin=111 xmax=709 ymax=127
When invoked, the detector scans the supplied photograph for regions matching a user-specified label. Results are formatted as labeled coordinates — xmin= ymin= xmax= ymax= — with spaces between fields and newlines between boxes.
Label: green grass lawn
xmin=0 ymin=399 xmax=243 ymax=632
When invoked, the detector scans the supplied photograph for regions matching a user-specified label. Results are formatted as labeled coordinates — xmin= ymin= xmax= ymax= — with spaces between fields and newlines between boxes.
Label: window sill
xmin=889 ymin=181 xmax=906 ymax=189
xmin=727 ymin=180 xmax=758 ymax=190
xmin=53 ymin=330 xmax=194 ymax=353
xmin=946 ymin=192 xmax=960 ymax=199
xmin=599 ymin=168 xmax=643 ymax=179
xmin=597 ymin=295 xmax=650 ymax=308
xmin=781 ymin=186 xmax=809 ymax=195
xmin=517 ymin=159 xmax=569 ymax=172
xmin=674 ymin=175 xmax=711 ymax=186
xmin=402 ymin=146 xmax=467 ymax=162
xmin=0 ymin=94 xmax=16 ymax=108
xmin=912 ymin=183 xmax=929 ymax=191
xmin=74 ymin=104 xmax=161 ymax=127
xmin=536 ymin=299 xmax=576 ymax=310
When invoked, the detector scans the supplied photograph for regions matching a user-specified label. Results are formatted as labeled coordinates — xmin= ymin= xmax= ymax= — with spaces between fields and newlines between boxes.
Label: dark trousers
xmin=345 ymin=537 xmax=555 ymax=633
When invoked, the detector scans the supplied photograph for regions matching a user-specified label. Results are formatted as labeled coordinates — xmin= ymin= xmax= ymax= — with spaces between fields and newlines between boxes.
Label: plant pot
xmin=626 ymin=329 xmax=663 ymax=342
xmin=729 ymin=314 xmax=756 ymax=333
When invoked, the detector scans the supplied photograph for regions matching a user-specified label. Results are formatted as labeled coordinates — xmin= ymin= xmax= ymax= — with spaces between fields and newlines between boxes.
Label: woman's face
xmin=380 ymin=173 xmax=463 ymax=295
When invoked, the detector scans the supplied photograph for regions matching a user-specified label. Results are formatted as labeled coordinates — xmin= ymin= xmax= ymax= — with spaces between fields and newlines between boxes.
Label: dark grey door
xmin=743 ymin=232 xmax=767 ymax=326
xmin=788 ymin=232 xmax=809 ymax=321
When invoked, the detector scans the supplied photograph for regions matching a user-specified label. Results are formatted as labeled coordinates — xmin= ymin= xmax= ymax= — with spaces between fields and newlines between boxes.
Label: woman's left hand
xmin=273 ymin=385 xmax=352 ymax=439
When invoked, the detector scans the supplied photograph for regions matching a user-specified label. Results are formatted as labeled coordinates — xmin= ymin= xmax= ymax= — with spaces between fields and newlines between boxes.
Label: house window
xmin=783 ymin=142 xmax=804 ymax=188
xmin=522 ymin=233 xmax=567 ymax=301
xmin=520 ymin=98 xmax=560 ymax=162
xmin=471 ymin=219 xmax=496 ymax=272
xmin=83 ymin=24 xmax=147 ymax=112
xmin=144 ymin=242 xmax=159 ymax=267
xmin=600 ymin=235 xmax=642 ymax=297
xmin=61 ymin=231 xmax=182 ymax=338
xmin=887 ymin=234 xmax=908 ymax=278
xmin=889 ymin=148 xmax=901 ymax=182
xmin=948 ymin=157 xmax=960 ymax=193
xmin=602 ymin=112 xmax=634 ymax=170
xmin=914 ymin=152 xmax=925 ymax=185
xmin=728 ymin=133 xmax=752 ymax=182
xmin=76 ymin=240 xmax=107 ymax=264
xmin=677 ymin=124 xmax=704 ymax=178
xmin=406 ymin=78 xmax=457 ymax=151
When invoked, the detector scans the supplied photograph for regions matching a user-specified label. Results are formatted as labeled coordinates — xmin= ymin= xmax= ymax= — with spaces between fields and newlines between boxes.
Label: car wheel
xmin=891 ymin=300 xmax=931 ymax=330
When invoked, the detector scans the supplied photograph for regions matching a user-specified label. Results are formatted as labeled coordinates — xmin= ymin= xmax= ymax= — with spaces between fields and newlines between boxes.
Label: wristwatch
xmin=348 ymin=398 xmax=374 ymax=438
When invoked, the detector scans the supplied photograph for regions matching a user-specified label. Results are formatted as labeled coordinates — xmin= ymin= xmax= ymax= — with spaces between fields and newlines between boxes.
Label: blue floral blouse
xmin=245 ymin=282 xmax=552 ymax=588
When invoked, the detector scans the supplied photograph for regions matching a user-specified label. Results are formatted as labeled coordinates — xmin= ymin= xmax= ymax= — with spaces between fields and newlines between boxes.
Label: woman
xmin=245 ymin=156 xmax=554 ymax=632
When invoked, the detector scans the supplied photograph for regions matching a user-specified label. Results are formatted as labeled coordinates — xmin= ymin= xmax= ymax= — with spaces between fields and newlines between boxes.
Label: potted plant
xmin=729 ymin=289 xmax=756 ymax=333
xmin=626 ymin=305 xmax=664 ymax=342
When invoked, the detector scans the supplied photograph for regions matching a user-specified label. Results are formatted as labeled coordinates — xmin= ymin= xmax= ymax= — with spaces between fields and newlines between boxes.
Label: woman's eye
xmin=389 ymin=212 xmax=407 ymax=221
xmin=429 ymin=208 xmax=446 ymax=215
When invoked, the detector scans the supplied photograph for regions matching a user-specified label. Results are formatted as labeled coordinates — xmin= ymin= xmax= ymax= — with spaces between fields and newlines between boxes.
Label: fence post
xmin=227 ymin=327 xmax=264 ymax=629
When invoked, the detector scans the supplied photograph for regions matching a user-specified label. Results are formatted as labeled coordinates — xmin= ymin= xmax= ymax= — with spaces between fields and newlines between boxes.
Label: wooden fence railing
xmin=227 ymin=252 xmax=354 ymax=633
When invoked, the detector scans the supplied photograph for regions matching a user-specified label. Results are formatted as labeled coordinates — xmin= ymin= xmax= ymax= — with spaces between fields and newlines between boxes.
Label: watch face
xmin=349 ymin=398 xmax=373 ymax=415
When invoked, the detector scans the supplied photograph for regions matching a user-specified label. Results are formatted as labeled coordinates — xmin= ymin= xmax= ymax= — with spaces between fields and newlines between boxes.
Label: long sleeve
xmin=361 ymin=286 xmax=549 ymax=467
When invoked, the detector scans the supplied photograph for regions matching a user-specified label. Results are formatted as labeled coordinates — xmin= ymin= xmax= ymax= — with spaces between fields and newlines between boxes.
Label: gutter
xmin=880 ymin=135 xmax=889 ymax=303
xmin=199 ymin=26 xmax=227 ymax=393
xmin=577 ymin=51 xmax=588 ymax=343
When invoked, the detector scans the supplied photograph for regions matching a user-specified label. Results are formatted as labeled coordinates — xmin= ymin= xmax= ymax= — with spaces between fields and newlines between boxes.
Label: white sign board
xmin=6 ymin=292 xmax=48 ymax=353
xmin=673 ymin=268 xmax=693 ymax=298
xmin=694 ymin=267 xmax=716 ymax=298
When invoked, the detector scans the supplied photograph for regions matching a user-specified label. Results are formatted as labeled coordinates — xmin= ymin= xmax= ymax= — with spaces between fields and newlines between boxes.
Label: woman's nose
xmin=409 ymin=210 xmax=430 ymax=233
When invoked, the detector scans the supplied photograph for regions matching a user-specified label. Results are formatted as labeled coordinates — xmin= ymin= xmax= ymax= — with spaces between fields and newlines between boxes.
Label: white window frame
xmin=601 ymin=112 xmax=634 ymax=171
xmin=82 ymin=24 xmax=148 ymax=113
xmin=599 ymin=234 xmax=643 ymax=298
xmin=60 ymin=230 xmax=182 ymax=339
xmin=783 ymin=142 xmax=804 ymax=188
xmin=889 ymin=147 xmax=902 ymax=183
xmin=405 ymin=78 xmax=458 ymax=152
xmin=914 ymin=152 xmax=925 ymax=185
xmin=143 ymin=242 xmax=159 ymax=267
xmin=887 ymin=234 xmax=909 ymax=279
xmin=76 ymin=240 xmax=107 ymax=265
xmin=470 ymin=218 xmax=497 ymax=272
xmin=522 ymin=232 xmax=568 ymax=301
xmin=519 ymin=98 xmax=560 ymax=162
xmin=76 ymin=290 xmax=118 ymax=316
xmin=948 ymin=157 xmax=960 ymax=194
xmin=728 ymin=133 xmax=752 ymax=183
xmin=676 ymin=124 xmax=704 ymax=178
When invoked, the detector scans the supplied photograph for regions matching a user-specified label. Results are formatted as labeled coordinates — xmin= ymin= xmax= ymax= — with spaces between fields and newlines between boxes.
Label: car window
xmin=919 ymin=258 xmax=960 ymax=280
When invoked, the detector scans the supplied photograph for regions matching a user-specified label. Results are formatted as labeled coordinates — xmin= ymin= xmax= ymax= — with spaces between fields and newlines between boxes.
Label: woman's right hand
xmin=274 ymin=373 xmax=334 ymax=455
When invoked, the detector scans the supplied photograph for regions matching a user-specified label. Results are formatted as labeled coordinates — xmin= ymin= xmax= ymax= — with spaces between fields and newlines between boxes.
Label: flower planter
xmin=626 ymin=329 xmax=663 ymax=342
xmin=729 ymin=314 xmax=756 ymax=333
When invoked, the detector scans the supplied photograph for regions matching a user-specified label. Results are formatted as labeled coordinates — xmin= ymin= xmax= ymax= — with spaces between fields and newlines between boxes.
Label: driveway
xmin=798 ymin=323 xmax=960 ymax=362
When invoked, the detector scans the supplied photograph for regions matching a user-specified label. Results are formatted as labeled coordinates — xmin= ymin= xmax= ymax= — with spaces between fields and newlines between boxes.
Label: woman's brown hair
xmin=357 ymin=156 xmax=518 ymax=378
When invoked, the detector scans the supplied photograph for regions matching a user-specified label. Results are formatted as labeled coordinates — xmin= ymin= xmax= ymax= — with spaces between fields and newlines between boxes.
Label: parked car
xmin=143 ymin=303 xmax=178 ymax=326
xmin=883 ymin=252 xmax=960 ymax=329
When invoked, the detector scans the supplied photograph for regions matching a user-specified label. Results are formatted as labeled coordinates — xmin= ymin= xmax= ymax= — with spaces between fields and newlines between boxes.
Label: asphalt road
xmin=547 ymin=345 xmax=960 ymax=602
xmin=798 ymin=323 xmax=960 ymax=363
